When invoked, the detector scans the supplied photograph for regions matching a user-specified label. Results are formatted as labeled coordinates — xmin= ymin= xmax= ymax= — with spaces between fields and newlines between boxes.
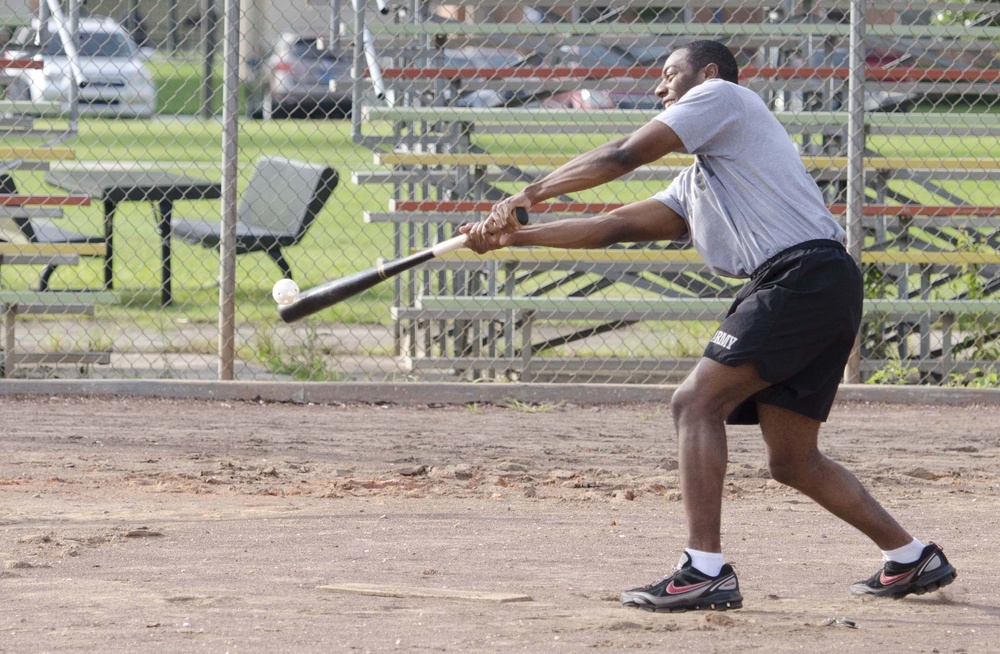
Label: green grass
xmin=148 ymin=51 xmax=254 ymax=117
xmin=149 ymin=53 xmax=215 ymax=116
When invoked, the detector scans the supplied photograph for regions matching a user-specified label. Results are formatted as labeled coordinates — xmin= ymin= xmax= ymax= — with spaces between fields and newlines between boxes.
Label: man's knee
xmin=670 ymin=382 xmax=735 ymax=425
xmin=767 ymin=448 xmax=822 ymax=487
xmin=767 ymin=457 xmax=799 ymax=487
xmin=670 ymin=382 xmax=705 ymax=422
xmin=670 ymin=360 xmax=766 ymax=421
xmin=671 ymin=360 xmax=766 ymax=424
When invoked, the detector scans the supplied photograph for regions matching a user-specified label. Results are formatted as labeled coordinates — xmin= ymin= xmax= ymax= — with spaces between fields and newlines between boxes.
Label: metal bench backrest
xmin=238 ymin=156 xmax=338 ymax=241
xmin=0 ymin=174 xmax=34 ymax=244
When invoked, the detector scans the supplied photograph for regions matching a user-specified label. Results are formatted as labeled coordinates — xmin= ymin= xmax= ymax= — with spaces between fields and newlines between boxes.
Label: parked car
xmin=251 ymin=33 xmax=352 ymax=119
xmin=769 ymin=47 xmax=920 ymax=113
xmin=543 ymin=43 xmax=668 ymax=111
xmin=429 ymin=46 xmax=542 ymax=108
xmin=4 ymin=16 xmax=156 ymax=118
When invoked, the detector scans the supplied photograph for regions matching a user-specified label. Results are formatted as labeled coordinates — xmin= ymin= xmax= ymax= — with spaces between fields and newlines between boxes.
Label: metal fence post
xmin=218 ymin=0 xmax=241 ymax=380
xmin=845 ymin=0 xmax=867 ymax=384
xmin=201 ymin=0 xmax=219 ymax=119
xmin=351 ymin=0 xmax=365 ymax=142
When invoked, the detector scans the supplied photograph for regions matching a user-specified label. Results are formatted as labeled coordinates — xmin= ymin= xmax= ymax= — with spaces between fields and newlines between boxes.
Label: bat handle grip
xmin=431 ymin=234 xmax=468 ymax=256
xmin=430 ymin=208 xmax=530 ymax=256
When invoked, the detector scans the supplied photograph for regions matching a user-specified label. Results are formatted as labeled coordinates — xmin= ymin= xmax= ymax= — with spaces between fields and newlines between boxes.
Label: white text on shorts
xmin=710 ymin=330 xmax=739 ymax=350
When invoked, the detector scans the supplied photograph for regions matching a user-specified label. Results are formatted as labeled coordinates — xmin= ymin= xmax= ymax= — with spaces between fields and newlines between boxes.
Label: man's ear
xmin=703 ymin=62 xmax=719 ymax=79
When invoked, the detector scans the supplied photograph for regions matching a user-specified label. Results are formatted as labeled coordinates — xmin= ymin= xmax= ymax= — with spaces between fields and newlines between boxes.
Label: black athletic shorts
xmin=703 ymin=239 xmax=863 ymax=425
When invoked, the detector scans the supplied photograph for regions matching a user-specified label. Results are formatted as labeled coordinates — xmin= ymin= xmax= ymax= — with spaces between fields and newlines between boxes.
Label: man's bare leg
xmin=669 ymin=358 xmax=771 ymax=553
xmin=756 ymin=402 xmax=958 ymax=598
xmin=757 ymin=403 xmax=912 ymax=549
xmin=620 ymin=356 xmax=763 ymax=611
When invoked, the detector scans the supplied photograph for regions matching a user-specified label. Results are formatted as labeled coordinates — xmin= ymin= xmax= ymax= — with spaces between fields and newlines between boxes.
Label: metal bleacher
xmin=348 ymin=2 xmax=1000 ymax=384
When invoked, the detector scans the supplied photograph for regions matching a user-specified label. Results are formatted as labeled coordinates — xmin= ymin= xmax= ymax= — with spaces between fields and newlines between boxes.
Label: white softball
xmin=271 ymin=278 xmax=300 ymax=306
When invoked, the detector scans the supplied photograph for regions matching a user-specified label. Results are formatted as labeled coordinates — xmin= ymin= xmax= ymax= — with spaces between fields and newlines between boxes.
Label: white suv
xmin=4 ymin=16 xmax=156 ymax=118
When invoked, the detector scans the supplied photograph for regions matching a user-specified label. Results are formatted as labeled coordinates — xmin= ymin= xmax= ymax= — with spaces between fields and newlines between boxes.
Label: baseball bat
xmin=278 ymin=207 xmax=529 ymax=323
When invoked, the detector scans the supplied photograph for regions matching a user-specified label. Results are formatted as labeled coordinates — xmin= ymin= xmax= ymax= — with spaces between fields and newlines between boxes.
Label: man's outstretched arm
xmin=526 ymin=121 xmax=683 ymax=202
xmin=488 ymin=121 xmax=685 ymax=231
xmin=462 ymin=199 xmax=688 ymax=254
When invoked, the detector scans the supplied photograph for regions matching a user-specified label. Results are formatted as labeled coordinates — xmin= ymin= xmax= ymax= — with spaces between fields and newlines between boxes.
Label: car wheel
xmin=262 ymin=93 xmax=289 ymax=120
xmin=332 ymin=100 xmax=352 ymax=119
xmin=317 ymin=100 xmax=351 ymax=119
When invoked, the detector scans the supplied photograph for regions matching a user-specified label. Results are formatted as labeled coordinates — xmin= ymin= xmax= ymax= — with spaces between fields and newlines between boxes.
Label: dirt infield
xmin=1 ymin=396 xmax=997 ymax=653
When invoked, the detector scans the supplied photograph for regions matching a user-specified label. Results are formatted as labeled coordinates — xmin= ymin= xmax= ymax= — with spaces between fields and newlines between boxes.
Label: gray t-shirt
xmin=652 ymin=78 xmax=845 ymax=278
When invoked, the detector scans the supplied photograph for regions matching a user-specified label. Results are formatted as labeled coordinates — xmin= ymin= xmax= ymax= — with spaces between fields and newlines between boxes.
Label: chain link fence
xmin=0 ymin=1 xmax=997 ymax=385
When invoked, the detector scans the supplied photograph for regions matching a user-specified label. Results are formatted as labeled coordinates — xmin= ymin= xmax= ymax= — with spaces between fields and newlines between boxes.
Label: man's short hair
xmin=684 ymin=40 xmax=740 ymax=84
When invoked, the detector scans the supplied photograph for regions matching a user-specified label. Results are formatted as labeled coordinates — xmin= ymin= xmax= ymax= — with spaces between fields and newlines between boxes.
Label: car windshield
xmin=41 ymin=29 xmax=136 ymax=58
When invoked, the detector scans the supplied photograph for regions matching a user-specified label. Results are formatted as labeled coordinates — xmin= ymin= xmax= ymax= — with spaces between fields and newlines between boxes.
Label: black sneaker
xmin=850 ymin=542 xmax=957 ymax=598
xmin=621 ymin=554 xmax=743 ymax=612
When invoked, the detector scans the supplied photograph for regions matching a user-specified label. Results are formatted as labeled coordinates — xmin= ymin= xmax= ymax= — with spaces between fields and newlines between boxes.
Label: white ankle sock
xmin=683 ymin=548 xmax=725 ymax=577
xmin=882 ymin=537 xmax=925 ymax=564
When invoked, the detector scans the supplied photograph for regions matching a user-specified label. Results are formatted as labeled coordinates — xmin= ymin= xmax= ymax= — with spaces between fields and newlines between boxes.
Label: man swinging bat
xmin=461 ymin=40 xmax=957 ymax=612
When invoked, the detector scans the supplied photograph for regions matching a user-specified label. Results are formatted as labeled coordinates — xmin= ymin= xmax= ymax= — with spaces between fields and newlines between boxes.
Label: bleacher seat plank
xmin=0 ymin=290 xmax=117 ymax=307
xmin=415 ymin=295 xmax=731 ymax=320
xmin=380 ymin=66 xmax=658 ymax=81
xmin=745 ymin=66 xmax=1000 ymax=83
xmin=487 ymin=0 xmax=997 ymax=9
xmin=441 ymin=247 xmax=704 ymax=265
xmin=376 ymin=65 xmax=998 ymax=84
xmin=375 ymin=151 xmax=1000 ymax=171
xmin=0 ymin=146 xmax=75 ymax=161
xmin=0 ymin=58 xmax=42 ymax=69
xmin=6 ymin=352 xmax=110 ymax=366
xmin=2 ymin=302 xmax=95 ymax=315
xmin=0 ymin=242 xmax=106 ymax=257
xmin=863 ymin=251 xmax=1000 ymax=266
xmin=414 ymin=295 xmax=1000 ymax=321
xmin=389 ymin=200 xmax=623 ymax=214
xmin=830 ymin=204 xmax=1000 ymax=217
xmin=0 ymin=100 xmax=65 ymax=116
xmin=0 ymin=253 xmax=79 ymax=266
xmin=366 ymin=107 xmax=996 ymax=130
xmin=439 ymin=246 xmax=1000 ymax=267
xmin=352 ymin=169 xmax=510 ymax=186
xmin=364 ymin=107 xmax=996 ymax=139
xmin=388 ymin=199 xmax=1000 ymax=218
xmin=0 ymin=206 xmax=63 ymax=218
xmin=365 ymin=22 xmax=999 ymax=40
xmin=402 ymin=355 xmax=985 ymax=379
xmin=0 ymin=194 xmax=91 ymax=207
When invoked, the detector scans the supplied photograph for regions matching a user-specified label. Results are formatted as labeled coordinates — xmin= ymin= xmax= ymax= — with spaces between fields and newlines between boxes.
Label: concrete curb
xmin=0 ymin=379 xmax=998 ymax=406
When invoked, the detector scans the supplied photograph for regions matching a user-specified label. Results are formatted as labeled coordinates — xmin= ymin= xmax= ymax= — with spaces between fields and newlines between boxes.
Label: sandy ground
xmin=1 ymin=396 xmax=998 ymax=653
